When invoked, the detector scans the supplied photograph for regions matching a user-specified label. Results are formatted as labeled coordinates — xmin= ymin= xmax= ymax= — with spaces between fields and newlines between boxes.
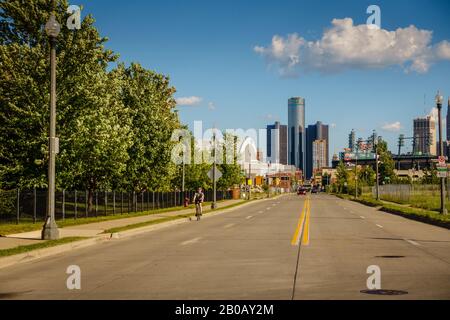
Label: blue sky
xmin=81 ymin=0 xmax=450 ymax=156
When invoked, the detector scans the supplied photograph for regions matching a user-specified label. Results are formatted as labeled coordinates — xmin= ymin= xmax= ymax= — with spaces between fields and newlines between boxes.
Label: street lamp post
xmin=267 ymin=162 xmax=270 ymax=198
xmin=211 ymin=132 xmax=217 ymax=209
xmin=182 ymin=153 xmax=185 ymax=193
xmin=248 ymin=148 xmax=252 ymax=200
xmin=375 ymin=142 xmax=380 ymax=201
xmin=436 ymin=92 xmax=447 ymax=215
xmin=355 ymin=153 xmax=358 ymax=199
xmin=42 ymin=5 xmax=61 ymax=240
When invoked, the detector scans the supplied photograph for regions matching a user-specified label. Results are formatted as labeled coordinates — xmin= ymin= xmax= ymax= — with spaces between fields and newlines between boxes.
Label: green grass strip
xmin=104 ymin=200 xmax=251 ymax=234
xmin=0 ymin=237 xmax=88 ymax=258
xmin=332 ymin=193 xmax=450 ymax=229
xmin=0 ymin=201 xmax=224 ymax=236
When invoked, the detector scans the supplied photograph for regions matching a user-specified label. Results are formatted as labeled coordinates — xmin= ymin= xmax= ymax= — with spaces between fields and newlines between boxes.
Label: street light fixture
xmin=45 ymin=14 xmax=61 ymax=38
xmin=435 ymin=91 xmax=447 ymax=215
xmin=42 ymin=7 xmax=61 ymax=240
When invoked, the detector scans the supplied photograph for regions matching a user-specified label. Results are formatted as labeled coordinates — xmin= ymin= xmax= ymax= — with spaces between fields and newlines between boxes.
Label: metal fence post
xmin=95 ymin=191 xmax=98 ymax=217
xmin=85 ymin=190 xmax=88 ymax=217
xmin=126 ymin=192 xmax=129 ymax=213
xmin=16 ymin=189 xmax=20 ymax=224
xmin=33 ymin=187 xmax=37 ymax=223
xmin=113 ymin=191 xmax=116 ymax=215
xmin=62 ymin=189 xmax=65 ymax=221
xmin=121 ymin=191 xmax=123 ymax=214
xmin=105 ymin=191 xmax=108 ymax=215
xmin=74 ymin=190 xmax=77 ymax=220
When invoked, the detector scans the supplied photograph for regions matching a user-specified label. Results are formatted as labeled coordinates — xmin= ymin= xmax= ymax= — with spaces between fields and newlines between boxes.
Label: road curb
xmin=0 ymin=194 xmax=288 ymax=270
xmin=0 ymin=234 xmax=110 ymax=270
xmin=108 ymin=195 xmax=285 ymax=240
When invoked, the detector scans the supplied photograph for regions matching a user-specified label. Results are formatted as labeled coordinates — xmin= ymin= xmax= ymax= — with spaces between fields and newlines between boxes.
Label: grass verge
xmin=0 ymin=237 xmax=88 ymax=258
xmin=379 ymin=203 xmax=450 ymax=230
xmin=0 ymin=200 xmax=226 ymax=236
xmin=104 ymin=199 xmax=251 ymax=234
xmin=332 ymin=193 xmax=450 ymax=230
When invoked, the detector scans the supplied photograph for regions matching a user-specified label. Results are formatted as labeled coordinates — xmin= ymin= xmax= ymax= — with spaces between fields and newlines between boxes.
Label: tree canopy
xmin=0 ymin=0 xmax=243 ymax=193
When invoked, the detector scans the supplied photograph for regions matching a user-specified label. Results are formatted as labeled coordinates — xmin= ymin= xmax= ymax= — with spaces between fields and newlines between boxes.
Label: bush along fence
xmin=0 ymin=189 xmax=233 ymax=224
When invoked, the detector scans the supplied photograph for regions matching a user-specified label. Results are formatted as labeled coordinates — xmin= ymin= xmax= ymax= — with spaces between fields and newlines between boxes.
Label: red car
xmin=297 ymin=187 xmax=307 ymax=195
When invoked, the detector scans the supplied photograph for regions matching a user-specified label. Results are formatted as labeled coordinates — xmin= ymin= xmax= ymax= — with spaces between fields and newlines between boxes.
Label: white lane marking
xmin=258 ymin=211 xmax=264 ymax=214
xmin=266 ymin=207 xmax=271 ymax=210
xmin=360 ymin=216 xmax=366 ymax=219
xmin=224 ymin=223 xmax=235 ymax=229
xmin=405 ymin=239 xmax=421 ymax=247
xmin=272 ymin=204 xmax=277 ymax=206
xmin=376 ymin=224 xmax=384 ymax=229
xmin=246 ymin=215 xmax=253 ymax=220
xmin=181 ymin=237 xmax=201 ymax=246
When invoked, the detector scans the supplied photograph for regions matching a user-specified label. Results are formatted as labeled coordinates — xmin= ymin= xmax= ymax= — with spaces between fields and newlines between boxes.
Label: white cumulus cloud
xmin=381 ymin=121 xmax=402 ymax=132
xmin=254 ymin=18 xmax=450 ymax=77
xmin=176 ymin=96 xmax=203 ymax=106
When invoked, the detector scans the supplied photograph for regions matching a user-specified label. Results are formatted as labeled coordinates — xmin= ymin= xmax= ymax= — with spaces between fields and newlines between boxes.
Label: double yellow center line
xmin=291 ymin=196 xmax=311 ymax=246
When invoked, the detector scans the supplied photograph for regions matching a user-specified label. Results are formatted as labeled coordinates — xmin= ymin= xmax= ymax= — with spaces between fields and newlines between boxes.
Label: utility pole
xmin=375 ymin=141 xmax=380 ymax=201
xmin=248 ymin=148 xmax=252 ymax=200
xmin=397 ymin=134 xmax=405 ymax=170
xmin=267 ymin=162 xmax=271 ymax=198
xmin=42 ymin=0 xmax=60 ymax=240
xmin=436 ymin=92 xmax=447 ymax=214
xmin=211 ymin=132 xmax=217 ymax=209
xmin=355 ymin=152 xmax=358 ymax=199
xmin=182 ymin=149 xmax=185 ymax=204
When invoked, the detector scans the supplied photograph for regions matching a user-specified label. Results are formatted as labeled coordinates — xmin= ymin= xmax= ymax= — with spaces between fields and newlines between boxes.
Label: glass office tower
xmin=288 ymin=97 xmax=306 ymax=172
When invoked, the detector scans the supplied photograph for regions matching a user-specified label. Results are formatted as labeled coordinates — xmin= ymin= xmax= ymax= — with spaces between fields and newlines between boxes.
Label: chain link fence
xmin=0 ymin=189 xmax=232 ymax=224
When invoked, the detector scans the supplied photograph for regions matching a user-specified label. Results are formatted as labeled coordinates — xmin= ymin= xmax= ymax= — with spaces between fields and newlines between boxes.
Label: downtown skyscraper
xmin=306 ymin=121 xmax=329 ymax=179
xmin=267 ymin=121 xmax=288 ymax=165
xmin=288 ymin=97 xmax=306 ymax=171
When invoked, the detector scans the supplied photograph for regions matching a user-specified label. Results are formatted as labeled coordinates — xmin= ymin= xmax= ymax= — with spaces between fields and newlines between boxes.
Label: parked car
xmin=311 ymin=186 xmax=320 ymax=194
xmin=297 ymin=187 xmax=307 ymax=195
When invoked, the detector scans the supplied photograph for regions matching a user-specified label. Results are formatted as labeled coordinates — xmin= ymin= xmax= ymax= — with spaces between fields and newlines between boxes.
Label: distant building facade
xmin=305 ymin=121 xmax=329 ymax=179
xmin=312 ymin=139 xmax=328 ymax=175
xmin=266 ymin=121 xmax=288 ymax=165
xmin=413 ymin=116 xmax=436 ymax=155
xmin=348 ymin=129 xmax=356 ymax=152
xmin=447 ymin=98 xmax=450 ymax=142
xmin=447 ymin=98 xmax=450 ymax=158
xmin=288 ymin=97 xmax=306 ymax=171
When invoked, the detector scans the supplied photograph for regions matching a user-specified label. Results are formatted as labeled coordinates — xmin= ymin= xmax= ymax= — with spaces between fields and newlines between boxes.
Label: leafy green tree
xmin=359 ymin=165 xmax=375 ymax=186
xmin=112 ymin=63 xmax=180 ymax=192
xmin=421 ymin=166 xmax=440 ymax=185
xmin=377 ymin=140 xmax=396 ymax=185
xmin=57 ymin=71 xmax=133 ymax=211
xmin=218 ymin=133 xmax=244 ymax=190
xmin=0 ymin=0 xmax=118 ymax=190
xmin=335 ymin=161 xmax=349 ymax=193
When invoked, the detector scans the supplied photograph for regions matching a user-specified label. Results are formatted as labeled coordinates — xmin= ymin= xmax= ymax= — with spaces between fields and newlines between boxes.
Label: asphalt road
xmin=0 ymin=194 xmax=449 ymax=300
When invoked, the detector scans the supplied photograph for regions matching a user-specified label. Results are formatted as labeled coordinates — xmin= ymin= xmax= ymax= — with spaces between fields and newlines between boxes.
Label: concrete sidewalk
xmin=0 ymin=199 xmax=244 ymax=250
